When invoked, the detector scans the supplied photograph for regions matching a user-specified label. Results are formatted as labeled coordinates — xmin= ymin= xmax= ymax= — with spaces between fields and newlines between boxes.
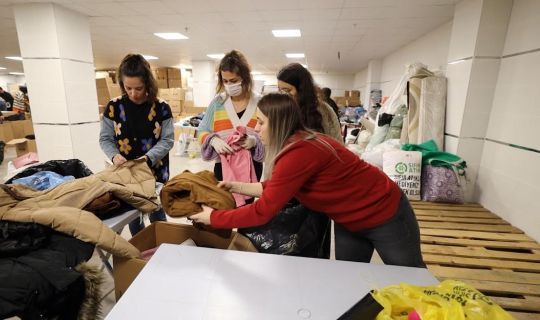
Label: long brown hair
xmin=216 ymin=50 xmax=253 ymax=95
xmin=117 ymin=54 xmax=158 ymax=103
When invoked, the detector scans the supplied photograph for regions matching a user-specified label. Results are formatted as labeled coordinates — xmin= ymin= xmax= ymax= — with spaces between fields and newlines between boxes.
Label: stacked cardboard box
xmin=96 ymin=77 xmax=121 ymax=107
xmin=0 ymin=119 xmax=37 ymax=156
xmin=159 ymin=88 xmax=186 ymax=116
xmin=153 ymin=67 xmax=182 ymax=89
xmin=335 ymin=89 xmax=361 ymax=107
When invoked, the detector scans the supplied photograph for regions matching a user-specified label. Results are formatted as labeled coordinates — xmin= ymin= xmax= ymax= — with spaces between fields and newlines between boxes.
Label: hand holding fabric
xmin=190 ymin=205 xmax=214 ymax=225
xmin=210 ymin=136 xmax=234 ymax=154
xmin=113 ymin=154 xmax=127 ymax=166
xmin=239 ymin=135 xmax=257 ymax=149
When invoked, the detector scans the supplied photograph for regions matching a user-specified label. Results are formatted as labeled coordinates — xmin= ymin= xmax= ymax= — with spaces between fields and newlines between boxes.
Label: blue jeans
xmin=334 ymin=192 xmax=426 ymax=268
xmin=129 ymin=208 xmax=167 ymax=236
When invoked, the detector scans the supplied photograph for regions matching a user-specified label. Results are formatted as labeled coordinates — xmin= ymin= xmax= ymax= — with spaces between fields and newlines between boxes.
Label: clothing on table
xmin=317 ymin=101 xmax=343 ymax=143
xmin=210 ymin=132 xmax=402 ymax=233
xmin=198 ymin=91 xmax=264 ymax=166
xmin=100 ymin=96 xmax=173 ymax=234
xmin=221 ymin=126 xmax=258 ymax=206
xmin=12 ymin=171 xmax=75 ymax=191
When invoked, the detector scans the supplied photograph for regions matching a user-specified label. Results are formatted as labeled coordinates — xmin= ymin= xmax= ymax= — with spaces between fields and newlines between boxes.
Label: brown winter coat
xmin=0 ymin=160 xmax=158 ymax=258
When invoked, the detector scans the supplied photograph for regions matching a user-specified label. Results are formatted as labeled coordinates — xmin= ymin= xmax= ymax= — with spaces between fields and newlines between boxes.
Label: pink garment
xmin=220 ymin=126 xmax=257 ymax=207
xmin=13 ymin=152 xmax=39 ymax=169
xmin=141 ymin=246 xmax=160 ymax=261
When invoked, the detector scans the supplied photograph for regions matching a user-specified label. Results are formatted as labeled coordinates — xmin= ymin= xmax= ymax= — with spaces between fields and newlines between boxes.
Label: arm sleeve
xmin=146 ymin=118 xmax=174 ymax=165
xmin=197 ymin=98 xmax=218 ymax=145
xmin=323 ymin=102 xmax=344 ymax=144
xmin=210 ymin=142 xmax=324 ymax=229
xmin=250 ymin=133 xmax=265 ymax=162
xmin=99 ymin=117 xmax=119 ymax=160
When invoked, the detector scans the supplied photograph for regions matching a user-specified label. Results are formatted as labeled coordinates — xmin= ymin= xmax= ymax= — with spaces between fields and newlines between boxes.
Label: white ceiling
xmin=0 ymin=0 xmax=458 ymax=75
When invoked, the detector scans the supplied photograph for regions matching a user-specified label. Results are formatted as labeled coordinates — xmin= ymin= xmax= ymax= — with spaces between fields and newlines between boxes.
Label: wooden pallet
xmin=411 ymin=201 xmax=540 ymax=320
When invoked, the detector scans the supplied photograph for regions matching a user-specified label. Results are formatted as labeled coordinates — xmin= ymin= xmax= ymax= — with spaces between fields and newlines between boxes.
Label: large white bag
xmin=383 ymin=151 xmax=422 ymax=200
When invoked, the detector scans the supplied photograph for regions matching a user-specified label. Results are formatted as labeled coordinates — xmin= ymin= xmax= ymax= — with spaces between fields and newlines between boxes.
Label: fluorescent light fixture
xmin=154 ymin=32 xmax=189 ymax=40
xmin=142 ymin=55 xmax=159 ymax=60
xmin=0 ymin=67 xmax=6 ymax=70
xmin=301 ymin=64 xmax=308 ymax=69
xmin=448 ymin=59 xmax=467 ymax=65
xmin=207 ymin=53 xmax=225 ymax=59
xmin=250 ymin=71 xmax=262 ymax=75
xmin=9 ymin=72 xmax=24 ymax=75
xmin=272 ymin=29 xmax=301 ymax=38
xmin=5 ymin=56 xmax=23 ymax=61
xmin=285 ymin=53 xmax=305 ymax=58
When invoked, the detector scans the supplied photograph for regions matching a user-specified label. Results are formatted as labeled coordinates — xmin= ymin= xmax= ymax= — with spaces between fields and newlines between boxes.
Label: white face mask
xmin=224 ymin=81 xmax=243 ymax=97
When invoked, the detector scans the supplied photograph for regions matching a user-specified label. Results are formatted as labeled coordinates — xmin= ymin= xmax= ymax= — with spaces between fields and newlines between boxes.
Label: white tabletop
xmin=107 ymin=244 xmax=438 ymax=320
xmin=103 ymin=209 xmax=140 ymax=233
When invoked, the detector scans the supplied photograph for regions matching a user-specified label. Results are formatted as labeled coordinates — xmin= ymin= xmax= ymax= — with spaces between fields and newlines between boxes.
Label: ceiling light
xmin=286 ymin=53 xmax=305 ymax=58
xmin=272 ymin=29 xmax=301 ymax=38
xmin=250 ymin=71 xmax=262 ymax=75
xmin=142 ymin=55 xmax=159 ymax=60
xmin=9 ymin=72 xmax=24 ymax=75
xmin=5 ymin=56 xmax=23 ymax=61
xmin=301 ymin=64 xmax=308 ymax=69
xmin=207 ymin=53 xmax=225 ymax=59
xmin=154 ymin=32 xmax=189 ymax=40
xmin=0 ymin=67 xmax=6 ymax=70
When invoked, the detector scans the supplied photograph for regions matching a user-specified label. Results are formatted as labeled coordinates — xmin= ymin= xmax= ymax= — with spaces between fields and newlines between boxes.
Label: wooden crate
xmin=411 ymin=201 xmax=540 ymax=320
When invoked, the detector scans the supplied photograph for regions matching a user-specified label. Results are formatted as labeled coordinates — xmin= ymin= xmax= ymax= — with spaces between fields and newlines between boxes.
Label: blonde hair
xmin=258 ymin=93 xmax=340 ymax=179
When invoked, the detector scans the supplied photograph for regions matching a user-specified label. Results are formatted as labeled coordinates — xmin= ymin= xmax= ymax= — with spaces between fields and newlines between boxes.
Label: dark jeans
xmin=335 ymin=192 xmax=426 ymax=268
xmin=129 ymin=208 xmax=167 ymax=236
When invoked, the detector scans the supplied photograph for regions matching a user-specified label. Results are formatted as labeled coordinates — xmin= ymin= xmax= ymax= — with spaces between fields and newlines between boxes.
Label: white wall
xmin=476 ymin=0 xmax=540 ymax=242
xmin=0 ymin=75 xmax=26 ymax=92
xmin=253 ymin=73 xmax=355 ymax=97
xmin=379 ymin=22 xmax=452 ymax=96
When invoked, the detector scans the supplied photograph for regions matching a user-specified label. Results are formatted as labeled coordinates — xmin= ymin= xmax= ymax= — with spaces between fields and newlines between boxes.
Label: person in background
xmin=197 ymin=50 xmax=264 ymax=183
xmin=191 ymin=93 xmax=425 ymax=268
xmin=13 ymin=86 xmax=29 ymax=114
xmin=99 ymin=53 xmax=173 ymax=235
xmin=0 ymin=87 xmax=14 ymax=111
xmin=277 ymin=63 xmax=342 ymax=143
xmin=321 ymin=87 xmax=339 ymax=118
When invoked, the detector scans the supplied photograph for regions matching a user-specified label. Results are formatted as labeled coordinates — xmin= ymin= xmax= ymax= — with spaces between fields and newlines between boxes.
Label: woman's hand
xmin=112 ymin=153 xmax=127 ymax=166
xmin=217 ymin=181 xmax=234 ymax=192
xmin=210 ymin=136 xmax=234 ymax=154
xmin=239 ymin=135 xmax=256 ymax=149
xmin=190 ymin=205 xmax=214 ymax=225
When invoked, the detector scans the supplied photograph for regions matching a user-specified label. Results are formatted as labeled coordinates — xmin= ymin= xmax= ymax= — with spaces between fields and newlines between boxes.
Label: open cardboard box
xmin=113 ymin=222 xmax=257 ymax=300
xmin=7 ymin=138 xmax=37 ymax=156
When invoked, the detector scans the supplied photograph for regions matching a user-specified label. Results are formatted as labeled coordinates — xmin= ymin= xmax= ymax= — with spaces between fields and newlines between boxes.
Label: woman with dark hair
xmin=198 ymin=50 xmax=264 ymax=183
xmin=277 ymin=63 xmax=342 ymax=142
xmin=99 ymin=53 xmax=173 ymax=235
xmin=191 ymin=93 xmax=425 ymax=268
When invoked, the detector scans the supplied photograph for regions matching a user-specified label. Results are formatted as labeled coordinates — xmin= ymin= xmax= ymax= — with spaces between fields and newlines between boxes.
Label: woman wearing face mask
xmin=198 ymin=50 xmax=264 ymax=182
xmin=277 ymin=63 xmax=342 ymax=143
xmin=99 ymin=53 xmax=173 ymax=235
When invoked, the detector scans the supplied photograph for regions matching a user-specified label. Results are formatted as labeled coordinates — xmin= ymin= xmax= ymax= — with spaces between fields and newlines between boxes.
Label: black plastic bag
xmin=0 ymin=141 xmax=5 ymax=165
xmin=6 ymin=159 xmax=93 ymax=184
xmin=239 ymin=201 xmax=331 ymax=258
xmin=337 ymin=291 xmax=383 ymax=320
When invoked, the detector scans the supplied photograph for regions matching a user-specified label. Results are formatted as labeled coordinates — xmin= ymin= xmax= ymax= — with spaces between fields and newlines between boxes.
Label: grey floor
xmin=1 ymin=142 xmax=382 ymax=319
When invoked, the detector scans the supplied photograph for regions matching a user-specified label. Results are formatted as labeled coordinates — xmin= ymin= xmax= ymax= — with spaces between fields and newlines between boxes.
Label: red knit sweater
xmin=211 ymin=132 xmax=401 ymax=232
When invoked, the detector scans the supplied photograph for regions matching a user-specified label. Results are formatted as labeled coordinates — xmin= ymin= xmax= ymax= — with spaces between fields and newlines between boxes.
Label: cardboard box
xmin=167 ymin=68 xmax=181 ymax=80
xmin=344 ymin=90 xmax=350 ymax=98
xmin=170 ymin=88 xmax=185 ymax=100
xmin=113 ymin=222 xmax=257 ymax=300
xmin=7 ymin=138 xmax=37 ymax=156
xmin=154 ymin=68 xmax=168 ymax=80
xmin=169 ymin=100 xmax=183 ymax=114
xmin=183 ymin=106 xmax=206 ymax=115
xmin=96 ymin=77 xmax=114 ymax=88
xmin=168 ymin=79 xmax=182 ymax=88
xmin=156 ymin=79 xmax=168 ymax=89
xmin=0 ymin=123 xmax=14 ymax=142
xmin=159 ymin=88 xmax=172 ymax=100
xmin=350 ymin=90 xmax=360 ymax=98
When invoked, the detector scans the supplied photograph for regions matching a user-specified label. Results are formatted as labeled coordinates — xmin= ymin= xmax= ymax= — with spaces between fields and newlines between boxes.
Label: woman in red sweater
xmin=191 ymin=93 xmax=425 ymax=267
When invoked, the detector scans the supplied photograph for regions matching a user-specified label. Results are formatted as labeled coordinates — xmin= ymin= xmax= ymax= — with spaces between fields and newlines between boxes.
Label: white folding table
xmin=99 ymin=209 xmax=140 ymax=273
xmin=106 ymin=244 xmax=438 ymax=320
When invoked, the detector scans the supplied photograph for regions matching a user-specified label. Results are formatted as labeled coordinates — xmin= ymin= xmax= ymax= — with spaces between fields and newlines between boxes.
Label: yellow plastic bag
xmin=372 ymin=280 xmax=513 ymax=320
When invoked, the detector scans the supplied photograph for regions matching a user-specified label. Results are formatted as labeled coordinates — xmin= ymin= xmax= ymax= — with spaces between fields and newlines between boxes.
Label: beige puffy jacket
xmin=0 ymin=160 xmax=158 ymax=258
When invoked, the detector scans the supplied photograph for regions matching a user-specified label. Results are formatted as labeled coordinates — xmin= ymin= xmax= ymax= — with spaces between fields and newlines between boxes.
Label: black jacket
xmin=0 ymin=221 xmax=94 ymax=319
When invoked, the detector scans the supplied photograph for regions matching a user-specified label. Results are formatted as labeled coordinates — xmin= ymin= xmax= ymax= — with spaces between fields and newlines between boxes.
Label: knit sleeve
xmin=320 ymin=101 xmax=343 ymax=144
